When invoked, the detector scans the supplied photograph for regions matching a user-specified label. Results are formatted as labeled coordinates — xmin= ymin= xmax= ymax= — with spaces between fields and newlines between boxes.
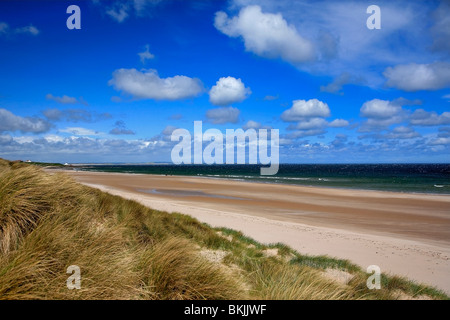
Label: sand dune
xmin=63 ymin=170 xmax=450 ymax=294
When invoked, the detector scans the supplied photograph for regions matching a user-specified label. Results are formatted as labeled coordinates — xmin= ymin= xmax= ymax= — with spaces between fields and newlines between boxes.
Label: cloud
xmin=317 ymin=30 xmax=338 ymax=60
xmin=428 ymin=137 xmax=450 ymax=146
xmin=109 ymin=128 xmax=135 ymax=135
xmin=109 ymin=68 xmax=204 ymax=100
xmin=320 ymin=73 xmax=352 ymax=94
xmin=209 ymin=76 xmax=251 ymax=106
xmin=383 ymin=62 xmax=450 ymax=91
xmin=138 ymin=44 xmax=155 ymax=64
xmin=2 ymin=127 xmax=447 ymax=164
xmin=438 ymin=127 xmax=450 ymax=138
xmin=133 ymin=0 xmax=163 ymax=15
xmin=169 ymin=113 xmax=183 ymax=120
xmin=359 ymin=99 xmax=406 ymax=132
xmin=328 ymin=119 xmax=349 ymax=128
xmin=285 ymin=117 xmax=348 ymax=138
xmin=0 ymin=108 xmax=51 ymax=134
xmin=289 ymin=118 xmax=327 ymax=130
xmin=109 ymin=120 xmax=135 ymax=135
xmin=42 ymin=108 xmax=111 ymax=123
xmin=281 ymin=99 xmax=347 ymax=138
xmin=206 ymin=106 xmax=240 ymax=124
xmin=430 ymin=1 xmax=450 ymax=54
xmin=320 ymin=72 xmax=364 ymax=94
xmin=0 ymin=134 xmax=13 ymax=145
xmin=242 ymin=120 xmax=272 ymax=130
xmin=409 ymin=109 xmax=450 ymax=126
xmin=0 ymin=22 xmax=8 ymax=34
xmin=359 ymin=118 xmax=405 ymax=132
xmin=331 ymin=134 xmax=348 ymax=149
xmin=46 ymin=94 xmax=78 ymax=104
xmin=43 ymin=134 xmax=65 ymax=143
xmin=106 ymin=3 xmax=130 ymax=23
xmin=161 ymin=125 xmax=178 ymax=136
xmin=358 ymin=98 xmax=450 ymax=132
xmin=223 ymin=0 xmax=434 ymax=90
xmin=15 ymin=25 xmax=39 ymax=36
xmin=214 ymin=5 xmax=315 ymax=65
xmin=0 ymin=22 xmax=39 ymax=36
xmin=42 ymin=109 xmax=63 ymax=121
xmin=384 ymin=126 xmax=420 ymax=139
xmin=285 ymin=128 xmax=327 ymax=139
xmin=242 ymin=120 xmax=261 ymax=130
xmin=358 ymin=127 xmax=421 ymax=140
xmin=103 ymin=0 xmax=163 ymax=23
xmin=391 ymin=97 xmax=422 ymax=107
xmin=0 ymin=133 xmax=179 ymax=164
xmin=263 ymin=95 xmax=278 ymax=101
xmin=360 ymin=99 xmax=402 ymax=119
xmin=146 ymin=125 xmax=180 ymax=144
xmin=59 ymin=127 xmax=101 ymax=136
xmin=281 ymin=99 xmax=330 ymax=122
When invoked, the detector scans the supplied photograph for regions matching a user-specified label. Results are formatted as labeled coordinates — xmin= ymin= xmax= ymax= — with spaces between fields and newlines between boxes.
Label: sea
xmin=77 ymin=163 xmax=450 ymax=195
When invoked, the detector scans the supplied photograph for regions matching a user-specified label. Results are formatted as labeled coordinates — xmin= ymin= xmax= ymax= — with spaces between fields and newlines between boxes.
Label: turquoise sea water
xmin=78 ymin=164 xmax=450 ymax=194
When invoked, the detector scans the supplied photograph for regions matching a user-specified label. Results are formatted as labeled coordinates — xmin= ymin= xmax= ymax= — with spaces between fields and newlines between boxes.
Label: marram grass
xmin=0 ymin=159 xmax=447 ymax=300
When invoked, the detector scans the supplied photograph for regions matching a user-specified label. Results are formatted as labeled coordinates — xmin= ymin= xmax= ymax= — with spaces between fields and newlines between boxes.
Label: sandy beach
xmin=62 ymin=170 xmax=450 ymax=294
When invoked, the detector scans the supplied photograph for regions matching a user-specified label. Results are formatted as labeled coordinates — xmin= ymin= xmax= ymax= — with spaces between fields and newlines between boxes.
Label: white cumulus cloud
xmin=358 ymin=99 xmax=407 ymax=132
xmin=328 ymin=119 xmax=349 ymax=128
xmin=214 ymin=5 xmax=315 ymax=65
xmin=281 ymin=99 xmax=330 ymax=122
xmin=384 ymin=62 xmax=450 ymax=91
xmin=293 ymin=118 xmax=328 ymax=130
xmin=109 ymin=68 xmax=204 ymax=101
xmin=209 ymin=76 xmax=251 ymax=106
xmin=360 ymin=99 xmax=402 ymax=119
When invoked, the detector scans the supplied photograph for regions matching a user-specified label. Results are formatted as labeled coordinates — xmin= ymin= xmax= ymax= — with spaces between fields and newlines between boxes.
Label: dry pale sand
xmin=62 ymin=170 xmax=450 ymax=294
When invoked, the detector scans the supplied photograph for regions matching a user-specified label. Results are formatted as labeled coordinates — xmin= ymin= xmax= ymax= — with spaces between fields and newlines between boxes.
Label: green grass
xmin=290 ymin=255 xmax=361 ymax=273
xmin=0 ymin=158 xmax=448 ymax=300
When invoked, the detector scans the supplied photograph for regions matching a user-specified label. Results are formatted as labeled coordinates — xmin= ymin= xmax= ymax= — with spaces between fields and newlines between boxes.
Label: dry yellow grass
xmin=0 ymin=160 xmax=240 ymax=299
xmin=138 ymin=237 xmax=243 ymax=300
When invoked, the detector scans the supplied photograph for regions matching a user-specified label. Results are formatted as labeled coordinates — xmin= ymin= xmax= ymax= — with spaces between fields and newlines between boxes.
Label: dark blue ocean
xmin=79 ymin=164 xmax=450 ymax=194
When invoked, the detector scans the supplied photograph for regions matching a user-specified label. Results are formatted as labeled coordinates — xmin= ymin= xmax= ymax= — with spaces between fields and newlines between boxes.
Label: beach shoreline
xmin=60 ymin=169 xmax=450 ymax=294
xmin=58 ymin=164 xmax=450 ymax=197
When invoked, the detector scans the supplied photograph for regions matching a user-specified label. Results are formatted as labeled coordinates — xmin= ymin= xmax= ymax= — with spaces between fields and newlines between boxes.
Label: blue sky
xmin=0 ymin=0 xmax=449 ymax=163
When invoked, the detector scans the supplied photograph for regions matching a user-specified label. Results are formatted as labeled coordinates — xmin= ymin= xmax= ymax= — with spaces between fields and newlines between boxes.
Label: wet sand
xmin=62 ymin=170 xmax=450 ymax=294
